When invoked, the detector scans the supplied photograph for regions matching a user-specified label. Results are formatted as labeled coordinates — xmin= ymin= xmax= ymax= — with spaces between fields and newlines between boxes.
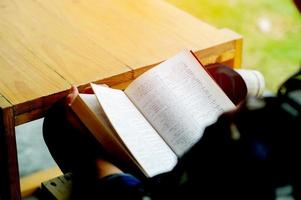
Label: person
xmin=43 ymin=63 xmax=247 ymax=199
xmin=43 ymin=1 xmax=301 ymax=198
xmin=43 ymin=63 xmax=301 ymax=200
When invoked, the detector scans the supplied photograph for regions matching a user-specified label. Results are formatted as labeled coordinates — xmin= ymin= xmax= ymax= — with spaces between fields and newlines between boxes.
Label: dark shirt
xmin=96 ymin=69 xmax=301 ymax=200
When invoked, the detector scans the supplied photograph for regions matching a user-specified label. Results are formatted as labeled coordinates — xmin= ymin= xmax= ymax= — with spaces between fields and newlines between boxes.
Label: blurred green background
xmin=168 ymin=0 xmax=301 ymax=92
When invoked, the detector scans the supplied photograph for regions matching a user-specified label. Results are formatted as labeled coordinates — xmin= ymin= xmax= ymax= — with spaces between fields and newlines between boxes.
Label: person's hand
xmin=66 ymin=84 xmax=109 ymax=106
xmin=66 ymin=85 xmax=93 ymax=105
xmin=64 ymin=85 xmax=91 ymax=136
xmin=66 ymin=85 xmax=79 ymax=106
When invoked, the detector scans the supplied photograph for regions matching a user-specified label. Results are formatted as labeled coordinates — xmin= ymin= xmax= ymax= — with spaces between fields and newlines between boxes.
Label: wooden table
xmin=0 ymin=0 xmax=242 ymax=199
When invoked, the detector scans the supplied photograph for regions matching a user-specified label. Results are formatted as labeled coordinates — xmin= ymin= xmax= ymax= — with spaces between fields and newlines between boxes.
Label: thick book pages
xmin=70 ymin=94 xmax=143 ymax=173
xmin=72 ymin=49 xmax=236 ymax=178
xmin=91 ymin=85 xmax=177 ymax=178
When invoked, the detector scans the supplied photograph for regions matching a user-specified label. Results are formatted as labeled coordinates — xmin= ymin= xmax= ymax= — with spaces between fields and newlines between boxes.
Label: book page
xmin=125 ymin=50 xmax=235 ymax=157
xmin=75 ymin=94 xmax=129 ymax=155
xmin=73 ymin=94 xmax=145 ymax=175
xmin=91 ymin=84 xmax=177 ymax=178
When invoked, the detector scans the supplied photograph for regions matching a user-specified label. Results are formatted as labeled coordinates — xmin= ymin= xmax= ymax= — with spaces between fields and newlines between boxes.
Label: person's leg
xmin=43 ymin=97 xmax=148 ymax=199
xmin=43 ymin=97 xmax=104 ymax=172
xmin=43 ymin=97 xmax=105 ymax=199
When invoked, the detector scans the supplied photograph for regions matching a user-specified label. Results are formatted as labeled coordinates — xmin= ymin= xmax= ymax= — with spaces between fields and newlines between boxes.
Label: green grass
xmin=168 ymin=0 xmax=301 ymax=92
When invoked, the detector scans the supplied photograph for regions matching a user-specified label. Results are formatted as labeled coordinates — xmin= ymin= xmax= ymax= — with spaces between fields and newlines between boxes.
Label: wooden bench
xmin=0 ymin=0 xmax=242 ymax=199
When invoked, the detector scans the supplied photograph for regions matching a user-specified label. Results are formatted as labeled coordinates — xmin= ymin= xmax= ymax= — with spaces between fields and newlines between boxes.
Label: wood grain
xmin=0 ymin=95 xmax=11 ymax=109
xmin=0 ymin=0 xmax=241 ymax=116
xmin=0 ymin=24 xmax=70 ymax=106
xmin=52 ymin=0 xmax=241 ymax=70
xmin=0 ymin=0 xmax=132 ymax=107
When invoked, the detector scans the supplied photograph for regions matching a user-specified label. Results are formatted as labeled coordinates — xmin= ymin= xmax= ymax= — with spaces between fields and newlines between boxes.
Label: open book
xmin=70 ymin=50 xmax=235 ymax=178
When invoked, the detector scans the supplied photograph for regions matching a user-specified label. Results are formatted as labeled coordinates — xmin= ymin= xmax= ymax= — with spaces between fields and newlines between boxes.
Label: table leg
xmin=0 ymin=107 xmax=21 ymax=200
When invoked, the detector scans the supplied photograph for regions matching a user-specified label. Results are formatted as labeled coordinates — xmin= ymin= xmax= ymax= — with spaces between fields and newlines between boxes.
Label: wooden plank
xmin=0 ymin=29 xmax=71 ymax=106
xmin=51 ymin=0 xmax=193 ymax=69
xmin=20 ymin=167 xmax=62 ymax=198
xmin=50 ymin=0 xmax=241 ymax=70
xmin=15 ymin=106 xmax=52 ymax=126
xmin=0 ymin=0 xmax=133 ymax=84
xmin=0 ymin=107 xmax=20 ymax=200
xmin=13 ymin=90 xmax=70 ymax=125
xmin=0 ymin=0 xmax=132 ymax=107
xmin=1 ymin=0 xmax=240 ymax=83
